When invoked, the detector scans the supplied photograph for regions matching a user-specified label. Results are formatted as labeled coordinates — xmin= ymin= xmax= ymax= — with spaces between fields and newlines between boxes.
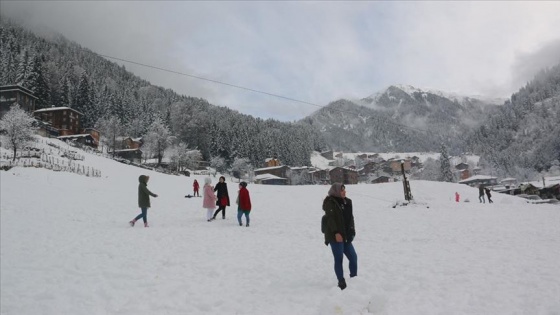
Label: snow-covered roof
xmin=254 ymin=174 xmax=286 ymax=180
xmin=255 ymin=165 xmax=287 ymax=172
xmin=501 ymin=178 xmax=517 ymax=183
xmin=458 ymin=175 xmax=498 ymax=183
xmin=58 ymin=134 xmax=93 ymax=139
xmin=34 ymin=107 xmax=83 ymax=115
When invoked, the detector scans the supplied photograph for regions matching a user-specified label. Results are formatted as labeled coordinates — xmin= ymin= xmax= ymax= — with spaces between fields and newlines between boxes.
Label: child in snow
xmin=203 ymin=177 xmax=217 ymax=221
xmin=129 ymin=175 xmax=158 ymax=228
xmin=236 ymin=181 xmax=252 ymax=227
xmin=193 ymin=179 xmax=200 ymax=197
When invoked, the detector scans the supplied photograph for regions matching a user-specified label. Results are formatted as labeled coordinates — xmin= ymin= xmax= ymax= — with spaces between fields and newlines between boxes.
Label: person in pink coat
xmin=202 ymin=177 xmax=217 ymax=222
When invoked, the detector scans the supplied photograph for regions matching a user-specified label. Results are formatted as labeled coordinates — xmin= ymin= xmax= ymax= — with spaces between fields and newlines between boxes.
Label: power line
xmin=93 ymin=51 xmax=431 ymax=134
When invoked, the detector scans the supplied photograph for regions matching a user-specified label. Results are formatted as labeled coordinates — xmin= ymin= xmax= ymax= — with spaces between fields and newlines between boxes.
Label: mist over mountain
xmin=2 ymin=17 xmax=559 ymax=179
xmin=302 ymin=85 xmax=502 ymax=154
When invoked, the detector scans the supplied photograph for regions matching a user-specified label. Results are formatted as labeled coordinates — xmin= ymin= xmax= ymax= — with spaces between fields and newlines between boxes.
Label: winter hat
xmin=239 ymin=181 xmax=248 ymax=188
xmin=328 ymin=183 xmax=345 ymax=198
xmin=204 ymin=177 xmax=212 ymax=185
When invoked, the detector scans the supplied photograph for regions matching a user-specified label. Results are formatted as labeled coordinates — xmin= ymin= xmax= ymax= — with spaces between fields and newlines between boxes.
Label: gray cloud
xmin=2 ymin=1 xmax=560 ymax=120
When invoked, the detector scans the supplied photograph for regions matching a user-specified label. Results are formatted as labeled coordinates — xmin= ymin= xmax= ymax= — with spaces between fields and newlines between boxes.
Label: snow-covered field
xmin=1 ymin=139 xmax=559 ymax=315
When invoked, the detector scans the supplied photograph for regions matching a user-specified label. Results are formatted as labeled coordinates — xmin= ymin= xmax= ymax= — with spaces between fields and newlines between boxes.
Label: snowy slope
xmin=1 ymin=139 xmax=559 ymax=315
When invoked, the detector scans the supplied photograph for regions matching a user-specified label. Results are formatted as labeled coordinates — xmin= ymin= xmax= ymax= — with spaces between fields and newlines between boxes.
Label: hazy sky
xmin=2 ymin=1 xmax=560 ymax=121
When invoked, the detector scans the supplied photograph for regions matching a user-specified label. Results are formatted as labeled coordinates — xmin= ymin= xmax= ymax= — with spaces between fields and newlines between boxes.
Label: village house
xmin=458 ymin=175 xmax=498 ymax=187
xmin=0 ymin=84 xmax=37 ymax=117
xmin=34 ymin=106 xmax=82 ymax=136
xmin=254 ymin=173 xmax=289 ymax=185
xmin=254 ymin=165 xmax=291 ymax=185
xmin=58 ymin=134 xmax=98 ymax=149
xmin=309 ymin=169 xmax=329 ymax=184
xmin=123 ymin=137 xmax=143 ymax=149
xmin=329 ymin=167 xmax=358 ymax=185
xmin=264 ymin=156 xmax=281 ymax=168
xmin=371 ymin=175 xmax=391 ymax=184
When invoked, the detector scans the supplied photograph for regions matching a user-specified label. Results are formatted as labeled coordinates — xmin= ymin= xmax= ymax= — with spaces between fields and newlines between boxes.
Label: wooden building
xmin=0 ymin=85 xmax=38 ymax=117
xmin=58 ymin=134 xmax=97 ymax=149
xmin=329 ymin=167 xmax=358 ymax=185
xmin=254 ymin=165 xmax=291 ymax=184
xmin=123 ymin=137 xmax=143 ymax=149
xmin=34 ymin=107 xmax=82 ymax=135
xmin=264 ymin=157 xmax=281 ymax=167
xmin=309 ymin=169 xmax=329 ymax=184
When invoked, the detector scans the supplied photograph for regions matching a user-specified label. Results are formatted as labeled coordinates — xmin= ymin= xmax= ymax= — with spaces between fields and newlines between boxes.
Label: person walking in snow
xmin=193 ymin=179 xmax=200 ymax=197
xmin=322 ymin=183 xmax=357 ymax=290
xmin=212 ymin=176 xmax=230 ymax=220
xmin=203 ymin=177 xmax=217 ymax=222
xmin=129 ymin=175 xmax=158 ymax=228
xmin=236 ymin=181 xmax=252 ymax=227
xmin=485 ymin=187 xmax=493 ymax=203
xmin=478 ymin=184 xmax=485 ymax=203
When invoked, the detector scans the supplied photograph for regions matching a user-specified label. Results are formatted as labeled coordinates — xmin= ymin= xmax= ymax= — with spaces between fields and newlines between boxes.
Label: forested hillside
xmin=467 ymin=64 xmax=560 ymax=178
xmin=0 ymin=18 xmax=325 ymax=167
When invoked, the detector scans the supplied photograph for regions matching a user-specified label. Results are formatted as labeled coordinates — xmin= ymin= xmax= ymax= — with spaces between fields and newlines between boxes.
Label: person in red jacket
xmin=236 ymin=181 xmax=252 ymax=227
xmin=193 ymin=179 xmax=200 ymax=197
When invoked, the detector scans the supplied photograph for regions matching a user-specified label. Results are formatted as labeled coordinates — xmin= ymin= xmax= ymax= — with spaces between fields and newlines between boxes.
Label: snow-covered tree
xmin=96 ymin=116 xmax=122 ymax=156
xmin=231 ymin=157 xmax=252 ymax=182
xmin=143 ymin=117 xmax=174 ymax=166
xmin=0 ymin=104 xmax=35 ymax=161
xmin=438 ymin=144 xmax=454 ymax=182
xmin=210 ymin=156 xmax=227 ymax=176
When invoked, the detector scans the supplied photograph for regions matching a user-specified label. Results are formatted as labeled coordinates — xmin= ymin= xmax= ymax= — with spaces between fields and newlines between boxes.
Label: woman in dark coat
xmin=322 ymin=183 xmax=357 ymax=290
xmin=212 ymin=176 xmax=230 ymax=220
xmin=129 ymin=175 xmax=158 ymax=227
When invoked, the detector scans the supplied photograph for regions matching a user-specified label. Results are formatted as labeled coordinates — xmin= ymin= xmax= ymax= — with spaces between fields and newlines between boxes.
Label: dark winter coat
xmin=214 ymin=182 xmax=230 ymax=206
xmin=322 ymin=195 xmax=355 ymax=246
xmin=138 ymin=175 xmax=157 ymax=208
xmin=485 ymin=188 xmax=492 ymax=198
xmin=479 ymin=185 xmax=485 ymax=196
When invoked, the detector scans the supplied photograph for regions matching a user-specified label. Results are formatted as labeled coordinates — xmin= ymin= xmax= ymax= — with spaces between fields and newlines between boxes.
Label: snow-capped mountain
xmin=301 ymin=85 xmax=503 ymax=153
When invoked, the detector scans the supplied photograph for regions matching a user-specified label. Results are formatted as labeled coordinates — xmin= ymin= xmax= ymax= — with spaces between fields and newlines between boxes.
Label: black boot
xmin=338 ymin=278 xmax=347 ymax=290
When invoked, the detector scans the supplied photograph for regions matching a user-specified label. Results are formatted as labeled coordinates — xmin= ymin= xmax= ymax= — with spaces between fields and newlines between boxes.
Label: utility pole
xmin=401 ymin=160 xmax=413 ymax=202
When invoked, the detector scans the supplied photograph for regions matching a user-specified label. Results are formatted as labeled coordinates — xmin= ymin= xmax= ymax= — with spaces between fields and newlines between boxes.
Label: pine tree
xmin=438 ymin=143 xmax=454 ymax=182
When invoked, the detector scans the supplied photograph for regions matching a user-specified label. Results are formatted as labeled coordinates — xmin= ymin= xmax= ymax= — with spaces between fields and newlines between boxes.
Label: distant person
xmin=455 ymin=192 xmax=460 ymax=202
xmin=212 ymin=176 xmax=230 ymax=220
xmin=478 ymin=184 xmax=485 ymax=203
xmin=485 ymin=187 xmax=493 ymax=203
xmin=236 ymin=182 xmax=252 ymax=227
xmin=129 ymin=175 xmax=158 ymax=228
xmin=322 ymin=183 xmax=357 ymax=290
xmin=193 ymin=179 xmax=200 ymax=197
xmin=203 ymin=177 xmax=217 ymax=222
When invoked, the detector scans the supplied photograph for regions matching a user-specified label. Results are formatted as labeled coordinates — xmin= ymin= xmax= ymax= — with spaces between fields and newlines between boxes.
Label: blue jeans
xmin=329 ymin=241 xmax=358 ymax=281
xmin=479 ymin=195 xmax=485 ymax=203
xmin=134 ymin=207 xmax=148 ymax=223
xmin=237 ymin=209 xmax=250 ymax=225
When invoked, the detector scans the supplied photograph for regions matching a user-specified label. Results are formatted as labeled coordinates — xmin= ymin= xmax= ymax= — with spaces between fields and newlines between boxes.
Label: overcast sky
xmin=2 ymin=1 xmax=560 ymax=121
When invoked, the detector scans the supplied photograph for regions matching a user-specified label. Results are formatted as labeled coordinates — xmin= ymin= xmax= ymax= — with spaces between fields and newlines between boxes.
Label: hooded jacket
xmin=138 ymin=175 xmax=157 ymax=208
xmin=322 ymin=183 xmax=355 ymax=245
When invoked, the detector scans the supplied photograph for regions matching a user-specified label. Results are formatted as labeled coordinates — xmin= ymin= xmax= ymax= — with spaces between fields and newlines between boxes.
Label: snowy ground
xmin=1 ymin=139 xmax=559 ymax=315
